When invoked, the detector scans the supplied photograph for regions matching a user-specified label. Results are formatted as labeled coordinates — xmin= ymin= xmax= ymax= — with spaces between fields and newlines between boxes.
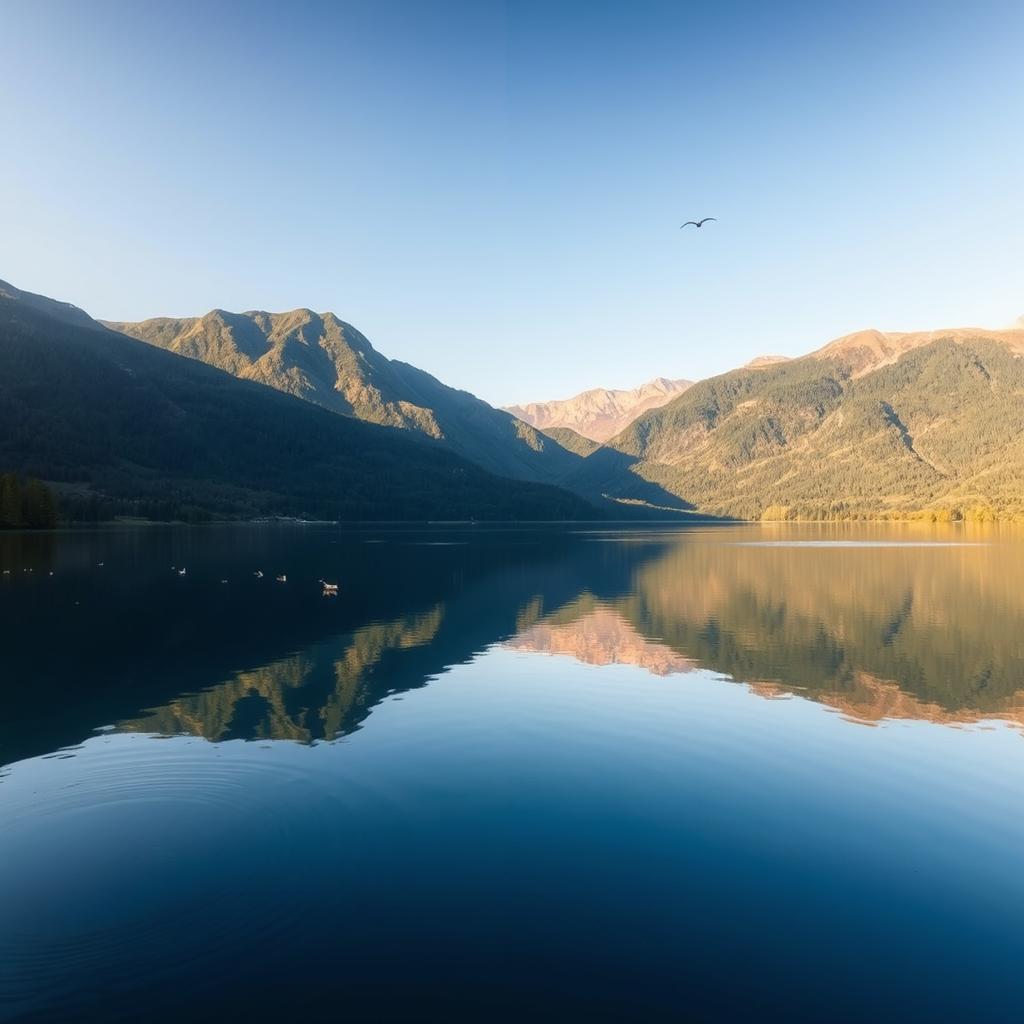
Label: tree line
xmin=0 ymin=473 xmax=58 ymax=528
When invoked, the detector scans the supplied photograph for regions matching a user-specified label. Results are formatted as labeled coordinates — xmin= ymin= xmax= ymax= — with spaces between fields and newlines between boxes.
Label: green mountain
xmin=540 ymin=426 xmax=601 ymax=458
xmin=0 ymin=280 xmax=597 ymax=522
xmin=575 ymin=326 xmax=1024 ymax=520
xmin=105 ymin=308 xmax=579 ymax=486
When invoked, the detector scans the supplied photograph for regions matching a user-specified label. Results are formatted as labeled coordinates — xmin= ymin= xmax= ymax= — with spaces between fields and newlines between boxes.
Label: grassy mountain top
xmin=809 ymin=325 xmax=1024 ymax=376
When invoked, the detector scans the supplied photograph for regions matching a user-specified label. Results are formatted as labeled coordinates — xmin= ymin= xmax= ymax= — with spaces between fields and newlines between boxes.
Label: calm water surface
xmin=2 ymin=523 xmax=1023 ymax=1022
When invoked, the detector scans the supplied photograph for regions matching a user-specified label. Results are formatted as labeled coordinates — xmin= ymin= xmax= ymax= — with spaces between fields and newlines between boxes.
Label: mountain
xmin=810 ymin=325 xmax=1024 ymax=375
xmin=505 ymin=376 xmax=692 ymax=443
xmin=0 ymin=278 xmax=95 ymax=328
xmin=744 ymin=355 xmax=791 ymax=369
xmin=539 ymin=426 xmax=601 ymax=458
xmin=0 ymin=280 xmax=597 ymax=522
xmin=574 ymin=324 xmax=1024 ymax=520
xmin=105 ymin=309 xmax=578 ymax=486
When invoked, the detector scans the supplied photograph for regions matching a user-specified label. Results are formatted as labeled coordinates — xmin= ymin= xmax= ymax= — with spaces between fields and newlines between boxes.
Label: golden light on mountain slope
xmin=812 ymin=326 xmax=1024 ymax=377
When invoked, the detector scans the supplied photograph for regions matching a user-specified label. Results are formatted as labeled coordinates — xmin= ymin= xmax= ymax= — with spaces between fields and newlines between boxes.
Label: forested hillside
xmin=577 ymin=330 xmax=1024 ymax=521
xmin=0 ymin=474 xmax=58 ymax=528
xmin=9 ymin=274 xmax=1024 ymax=522
xmin=107 ymin=308 xmax=579 ymax=486
xmin=540 ymin=427 xmax=601 ymax=458
xmin=0 ymin=284 xmax=598 ymax=523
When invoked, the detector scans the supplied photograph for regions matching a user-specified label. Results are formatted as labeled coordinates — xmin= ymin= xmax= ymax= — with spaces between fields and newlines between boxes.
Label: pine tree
xmin=0 ymin=474 xmax=58 ymax=528
xmin=21 ymin=478 xmax=57 ymax=528
xmin=0 ymin=473 xmax=22 ymax=528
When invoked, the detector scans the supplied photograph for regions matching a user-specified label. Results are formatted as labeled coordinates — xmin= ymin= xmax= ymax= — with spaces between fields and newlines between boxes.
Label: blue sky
xmin=1 ymin=0 xmax=1021 ymax=406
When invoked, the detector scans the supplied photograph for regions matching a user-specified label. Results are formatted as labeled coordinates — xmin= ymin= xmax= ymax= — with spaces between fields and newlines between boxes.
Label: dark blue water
xmin=2 ymin=524 xmax=1023 ymax=1022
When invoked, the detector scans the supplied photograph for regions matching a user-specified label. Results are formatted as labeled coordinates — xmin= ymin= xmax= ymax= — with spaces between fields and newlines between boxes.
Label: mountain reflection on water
xmin=2 ymin=522 xmax=1022 ymax=764
xmin=6 ymin=523 xmax=1024 ymax=1024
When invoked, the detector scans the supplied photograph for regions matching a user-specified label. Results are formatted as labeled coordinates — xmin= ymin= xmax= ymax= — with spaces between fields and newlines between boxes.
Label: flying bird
xmin=680 ymin=217 xmax=716 ymax=229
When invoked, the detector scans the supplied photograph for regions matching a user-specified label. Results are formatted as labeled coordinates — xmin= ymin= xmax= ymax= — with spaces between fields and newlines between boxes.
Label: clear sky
xmin=1 ymin=0 xmax=1022 ymax=406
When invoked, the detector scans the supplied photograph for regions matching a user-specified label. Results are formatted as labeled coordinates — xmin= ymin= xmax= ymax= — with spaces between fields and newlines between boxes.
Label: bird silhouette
xmin=680 ymin=218 xmax=716 ymax=228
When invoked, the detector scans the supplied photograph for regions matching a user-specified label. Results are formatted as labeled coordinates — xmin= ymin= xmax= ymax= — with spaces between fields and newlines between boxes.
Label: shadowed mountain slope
xmin=106 ymin=309 xmax=580 ymax=486
xmin=540 ymin=426 xmax=601 ymax=458
xmin=0 ymin=281 xmax=597 ymax=522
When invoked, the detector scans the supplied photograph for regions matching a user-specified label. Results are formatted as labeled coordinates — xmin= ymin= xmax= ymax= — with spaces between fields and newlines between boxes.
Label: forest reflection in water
xmin=3 ymin=521 xmax=1009 ymax=753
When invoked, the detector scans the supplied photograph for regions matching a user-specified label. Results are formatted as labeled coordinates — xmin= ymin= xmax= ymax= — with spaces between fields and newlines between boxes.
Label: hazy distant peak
xmin=635 ymin=376 xmax=682 ymax=397
xmin=506 ymin=376 xmax=692 ymax=443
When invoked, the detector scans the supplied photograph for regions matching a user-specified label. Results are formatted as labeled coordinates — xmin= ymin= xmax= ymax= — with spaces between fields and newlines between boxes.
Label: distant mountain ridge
xmin=505 ymin=377 xmax=692 ymax=442
xmin=105 ymin=309 xmax=578 ymax=487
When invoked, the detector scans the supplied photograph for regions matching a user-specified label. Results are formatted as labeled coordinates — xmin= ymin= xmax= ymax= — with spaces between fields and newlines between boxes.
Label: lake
xmin=2 ymin=522 xmax=1023 ymax=1022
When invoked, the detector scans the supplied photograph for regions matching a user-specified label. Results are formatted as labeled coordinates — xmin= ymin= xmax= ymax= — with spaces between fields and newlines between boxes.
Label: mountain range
xmin=575 ymin=324 xmax=1024 ymax=520
xmin=505 ymin=377 xmax=691 ymax=442
xmin=105 ymin=309 xmax=579 ymax=486
xmin=0 ymin=280 xmax=595 ymax=522
xmin=3 ymin=274 xmax=1024 ymax=522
